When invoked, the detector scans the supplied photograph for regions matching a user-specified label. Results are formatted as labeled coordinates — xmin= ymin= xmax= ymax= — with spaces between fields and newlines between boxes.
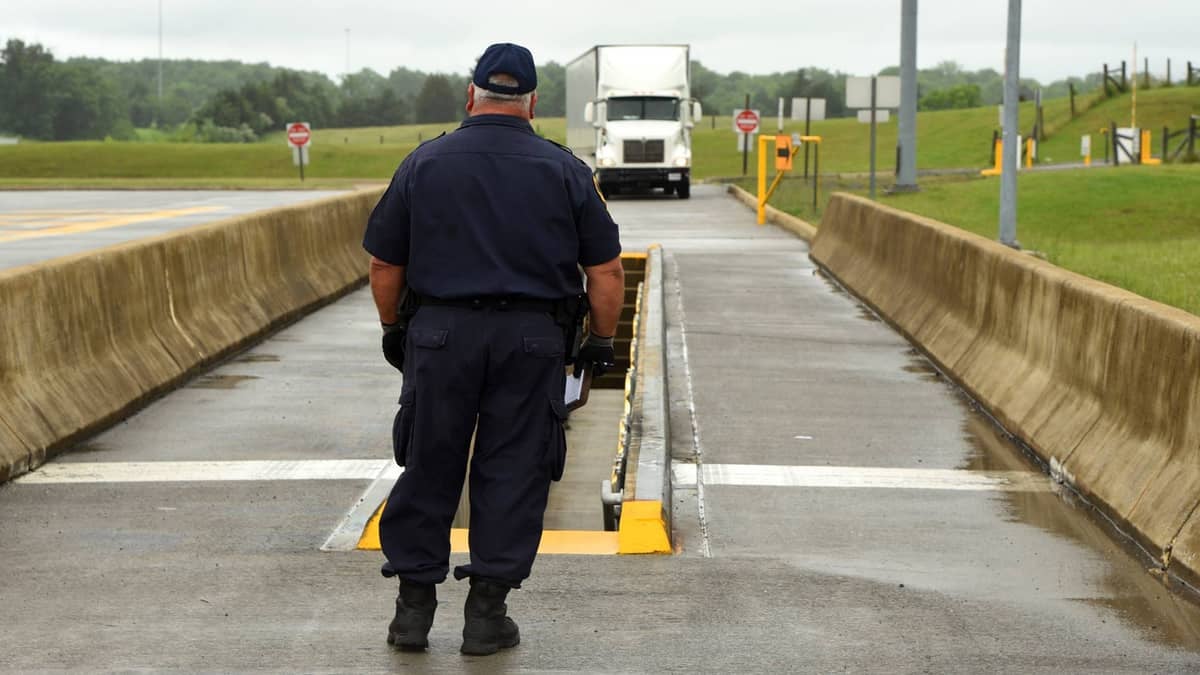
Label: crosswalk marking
xmin=15 ymin=459 xmax=397 ymax=484
xmin=673 ymin=463 xmax=1048 ymax=492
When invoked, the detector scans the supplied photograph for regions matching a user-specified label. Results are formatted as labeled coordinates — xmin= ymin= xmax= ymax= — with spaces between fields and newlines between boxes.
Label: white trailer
xmin=566 ymin=45 xmax=702 ymax=199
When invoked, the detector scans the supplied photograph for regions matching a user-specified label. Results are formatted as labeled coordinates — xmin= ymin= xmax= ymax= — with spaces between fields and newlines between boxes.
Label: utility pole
xmin=894 ymin=0 xmax=919 ymax=192
xmin=999 ymin=0 xmax=1021 ymax=249
xmin=345 ymin=28 xmax=351 ymax=79
xmin=157 ymin=0 xmax=164 ymax=105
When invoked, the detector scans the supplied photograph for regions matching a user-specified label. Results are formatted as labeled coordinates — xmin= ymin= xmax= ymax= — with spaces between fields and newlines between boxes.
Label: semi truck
xmin=566 ymin=44 xmax=702 ymax=199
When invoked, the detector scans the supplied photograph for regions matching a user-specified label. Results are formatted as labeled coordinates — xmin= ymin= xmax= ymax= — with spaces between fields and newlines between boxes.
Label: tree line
xmin=0 ymin=37 xmax=1100 ymax=142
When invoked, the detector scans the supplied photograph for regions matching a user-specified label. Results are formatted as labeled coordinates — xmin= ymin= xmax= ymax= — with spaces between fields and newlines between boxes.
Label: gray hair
xmin=474 ymin=73 xmax=534 ymax=107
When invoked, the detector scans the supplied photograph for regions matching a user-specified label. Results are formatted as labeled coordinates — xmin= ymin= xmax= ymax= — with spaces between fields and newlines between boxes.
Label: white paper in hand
xmin=564 ymin=372 xmax=585 ymax=409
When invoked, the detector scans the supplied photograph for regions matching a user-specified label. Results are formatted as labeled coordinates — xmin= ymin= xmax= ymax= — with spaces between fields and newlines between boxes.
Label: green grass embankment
xmin=756 ymin=164 xmax=1200 ymax=316
xmin=1038 ymin=87 xmax=1200 ymax=163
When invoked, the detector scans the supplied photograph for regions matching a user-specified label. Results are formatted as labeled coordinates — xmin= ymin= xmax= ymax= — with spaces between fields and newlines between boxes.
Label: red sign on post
xmin=286 ymin=122 xmax=312 ymax=148
xmin=734 ymin=109 xmax=760 ymax=134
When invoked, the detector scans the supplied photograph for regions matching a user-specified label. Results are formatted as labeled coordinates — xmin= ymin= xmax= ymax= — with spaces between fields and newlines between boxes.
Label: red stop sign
xmin=735 ymin=110 xmax=759 ymax=133
xmin=287 ymin=122 xmax=312 ymax=147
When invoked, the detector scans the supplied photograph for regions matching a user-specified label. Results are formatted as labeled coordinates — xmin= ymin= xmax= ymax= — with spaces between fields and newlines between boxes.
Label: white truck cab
xmin=567 ymin=45 xmax=702 ymax=199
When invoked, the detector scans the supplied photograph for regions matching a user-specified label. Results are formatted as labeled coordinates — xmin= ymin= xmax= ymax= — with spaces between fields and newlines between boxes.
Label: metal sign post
xmin=847 ymin=76 xmax=900 ymax=200
xmin=733 ymin=102 xmax=760 ymax=176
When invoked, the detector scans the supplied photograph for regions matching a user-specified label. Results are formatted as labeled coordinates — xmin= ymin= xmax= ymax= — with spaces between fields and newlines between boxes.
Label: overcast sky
xmin=4 ymin=1 xmax=1193 ymax=83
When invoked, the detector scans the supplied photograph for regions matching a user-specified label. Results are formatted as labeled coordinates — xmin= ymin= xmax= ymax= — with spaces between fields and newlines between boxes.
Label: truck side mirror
xmin=692 ymin=101 xmax=703 ymax=123
xmin=584 ymin=102 xmax=595 ymax=124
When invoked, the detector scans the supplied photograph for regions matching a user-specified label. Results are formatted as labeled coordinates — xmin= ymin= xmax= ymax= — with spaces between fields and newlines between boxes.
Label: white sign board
xmin=857 ymin=110 xmax=891 ymax=124
xmin=0 ymin=137 xmax=18 ymax=145
xmin=292 ymin=145 xmax=310 ymax=167
xmin=1116 ymin=127 xmax=1140 ymax=159
xmin=791 ymin=133 xmax=802 ymax=146
xmin=846 ymin=76 xmax=901 ymax=109
xmin=791 ymin=98 xmax=827 ymax=121
xmin=1081 ymin=135 xmax=1091 ymax=157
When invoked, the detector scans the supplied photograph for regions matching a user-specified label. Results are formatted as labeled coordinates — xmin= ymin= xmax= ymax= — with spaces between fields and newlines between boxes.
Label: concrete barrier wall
xmin=0 ymin=188 xmax=382 ymax=482
xmin=810 ymin=192 xmax=1200 ymax=585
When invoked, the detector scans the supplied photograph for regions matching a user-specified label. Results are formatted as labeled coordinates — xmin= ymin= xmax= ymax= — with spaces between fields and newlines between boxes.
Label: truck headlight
xmin=673 ymin=156 xmax=690 ymax=167
xmin=598 ymin=144 xmax=617 ymax=167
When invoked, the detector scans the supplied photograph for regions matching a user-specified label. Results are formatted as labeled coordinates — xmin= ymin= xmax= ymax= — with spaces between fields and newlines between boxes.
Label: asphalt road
xmin=0 ymin=190 xmax=346 ymax=270
xmin=1 ymin=186 xmax=1198 ymax=672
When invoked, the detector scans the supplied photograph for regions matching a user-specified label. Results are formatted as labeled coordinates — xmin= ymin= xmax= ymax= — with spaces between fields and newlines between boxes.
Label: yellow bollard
xmin=982 ymin=138 xmax=1003 ymax=176
xmin=1140 ymin=129 xmax=1162 ymax=165
xmin=756 ymin=135 xmax=769 ymax=225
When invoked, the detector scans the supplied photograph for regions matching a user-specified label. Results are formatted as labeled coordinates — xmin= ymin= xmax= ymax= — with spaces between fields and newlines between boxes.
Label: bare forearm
xmin=369 ymin=257 xmax=406 ymax=324
xmin=583 ymin=258 xmax=625 ymax=337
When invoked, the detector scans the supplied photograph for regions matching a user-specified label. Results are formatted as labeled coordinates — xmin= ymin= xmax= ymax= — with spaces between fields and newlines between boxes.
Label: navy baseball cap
xmin=473 ymin=43 xmax=538 ymax=95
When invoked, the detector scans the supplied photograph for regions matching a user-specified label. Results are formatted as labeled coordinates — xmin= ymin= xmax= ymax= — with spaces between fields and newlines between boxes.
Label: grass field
xmin=2 ymin=86 xmax=1195 ymax=184
xmin=754 ymin=164 xmax=1200 ymax=316
xmin=1037 ymin=87 xmax=1200 ymax=163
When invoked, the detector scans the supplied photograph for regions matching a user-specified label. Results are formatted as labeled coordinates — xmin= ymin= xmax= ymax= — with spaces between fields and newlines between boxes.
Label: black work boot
xmin=460 ymin=578 xmax=520 ymax=655
xmin=387 ymin=581 xmax=437 ymax=651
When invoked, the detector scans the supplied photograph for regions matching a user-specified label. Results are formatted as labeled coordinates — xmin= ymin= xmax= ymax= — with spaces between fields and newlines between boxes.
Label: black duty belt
xmin=421 ymin=296 xmax=559 ymax=314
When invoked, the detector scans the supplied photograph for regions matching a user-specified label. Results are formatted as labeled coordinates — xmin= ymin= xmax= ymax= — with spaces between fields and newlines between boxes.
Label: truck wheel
xmin=676 ymin=178 xmax=690 ymax=199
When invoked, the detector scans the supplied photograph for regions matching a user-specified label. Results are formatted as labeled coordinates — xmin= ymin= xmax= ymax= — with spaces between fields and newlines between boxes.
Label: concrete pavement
xmin=0 ymin=191 xmax=345 ymax=270
xmin=1 ymin=185 xmax=1198 ymax=672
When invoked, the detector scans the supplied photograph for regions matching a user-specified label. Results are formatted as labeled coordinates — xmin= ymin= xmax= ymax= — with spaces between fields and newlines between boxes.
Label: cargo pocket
xmin=392 ymin=389 xmax=416 ymax=467
xmin=524 ymin=336 xmax=564 ymax=360
xmin=546 ymin=396 xmax=568 ymax=481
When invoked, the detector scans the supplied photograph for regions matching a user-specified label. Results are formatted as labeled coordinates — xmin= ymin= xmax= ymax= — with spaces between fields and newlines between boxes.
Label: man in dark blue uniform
xmin=362 ymin=43 xmax=625 ymax=656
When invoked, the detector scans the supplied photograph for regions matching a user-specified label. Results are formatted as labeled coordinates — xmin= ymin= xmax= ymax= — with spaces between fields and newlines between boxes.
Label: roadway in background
xmin=0 ymin=191 xmax=346 ymax=270
xmin=1 ymin=186 xmax=1199 ymax=671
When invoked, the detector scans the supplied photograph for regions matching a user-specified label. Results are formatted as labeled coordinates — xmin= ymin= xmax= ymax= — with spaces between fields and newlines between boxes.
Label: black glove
xmin=381 ymin=322 xmax=406 ymax=372
xmin=575 ymin=333 xmax=616 ymax=377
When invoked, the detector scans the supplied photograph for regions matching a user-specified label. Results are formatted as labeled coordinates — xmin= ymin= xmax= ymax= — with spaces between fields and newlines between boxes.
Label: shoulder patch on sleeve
xmin=592 ymin=175 xmax=608 ymax=206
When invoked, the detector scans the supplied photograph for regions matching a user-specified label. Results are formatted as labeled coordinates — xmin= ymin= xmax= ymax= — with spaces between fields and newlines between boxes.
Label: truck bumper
xmin=597 ymin=168 xmax=689 ymax=189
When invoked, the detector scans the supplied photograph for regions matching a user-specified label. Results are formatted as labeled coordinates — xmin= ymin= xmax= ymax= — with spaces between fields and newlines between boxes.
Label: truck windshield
xmin=607 ymin=97 xmax=679 ymax=121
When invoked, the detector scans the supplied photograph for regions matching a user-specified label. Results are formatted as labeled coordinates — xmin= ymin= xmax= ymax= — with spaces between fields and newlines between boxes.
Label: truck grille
xmin=623 ymin=140 xmax=664 ymax=163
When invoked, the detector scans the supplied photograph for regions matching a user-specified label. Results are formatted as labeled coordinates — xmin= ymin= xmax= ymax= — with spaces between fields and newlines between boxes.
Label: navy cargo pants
xmin=380 ymin=304 xmax=568 ymax=587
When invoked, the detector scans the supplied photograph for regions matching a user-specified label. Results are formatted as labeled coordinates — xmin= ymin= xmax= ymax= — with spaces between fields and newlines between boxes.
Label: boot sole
xmin=387 ymin=632 xmax=429 ymax=651
xmin=460 ymin=634 xmax=520 ymax=656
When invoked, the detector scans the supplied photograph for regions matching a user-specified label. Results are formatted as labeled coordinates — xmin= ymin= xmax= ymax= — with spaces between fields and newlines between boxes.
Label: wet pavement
xmin=0 ymin=185 xmax=1199 ymax=671
xmin=0 ymin=191 xmax=345 ymax=270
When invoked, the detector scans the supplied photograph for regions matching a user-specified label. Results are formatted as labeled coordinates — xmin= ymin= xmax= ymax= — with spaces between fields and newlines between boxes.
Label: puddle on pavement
xmin=901 ymin=360 xmax=942 ymax=383
xmin=903 ymin=347 xmax=1200 ymax=650
xmin=70 ymin=441 xmax=112 ymax=454
xmin=233 ymin=353 xmax=280 ymax=364
xmin=188 ymin=374 xmax=260 ymax=390
xmin=805 ymin=255 xmax=1200 ymax=648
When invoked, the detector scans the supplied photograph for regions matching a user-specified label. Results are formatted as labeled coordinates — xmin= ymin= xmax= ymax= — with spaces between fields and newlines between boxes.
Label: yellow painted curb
xmin=356 ymin=502 xmax=621 ymax=555
xmin=617 ymin=500 xmax=672 ymax=554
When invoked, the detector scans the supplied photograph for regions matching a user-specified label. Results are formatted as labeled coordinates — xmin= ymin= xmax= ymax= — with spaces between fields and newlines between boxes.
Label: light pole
xmin=999 ymin=0 xmax=1021 ymax=248
xmin=345 ymin=28 xmax=351 ymax=79
xmin=895 ymin=0 xmax=919 ymax=192
xmin=157 ymin=0 xmax=164 ymax=106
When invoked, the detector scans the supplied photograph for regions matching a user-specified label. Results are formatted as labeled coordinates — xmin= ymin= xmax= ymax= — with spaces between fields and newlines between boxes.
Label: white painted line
xmin=672 ymin=462 xmax=698 ymax=487
xmin=672 ymin=462 xmax=1047 ymax=492
xmin=15 ymin=460 xmax=394 ymax=484
xmin=321 ymin=463 xmax=403 ymax=552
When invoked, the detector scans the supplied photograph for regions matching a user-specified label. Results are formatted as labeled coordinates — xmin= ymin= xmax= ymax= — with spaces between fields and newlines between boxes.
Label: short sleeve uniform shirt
xmin=362 ymin=114 xmax=622 ymax=300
